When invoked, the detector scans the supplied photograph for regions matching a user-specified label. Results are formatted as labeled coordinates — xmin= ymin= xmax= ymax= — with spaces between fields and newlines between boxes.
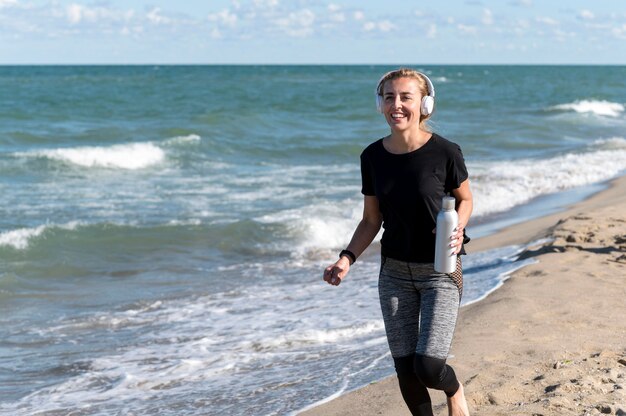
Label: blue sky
xmin=1 ymin=0 xmax=625 ymax=64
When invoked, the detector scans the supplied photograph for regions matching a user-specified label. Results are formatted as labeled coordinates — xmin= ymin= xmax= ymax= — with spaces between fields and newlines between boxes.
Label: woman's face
xmin=381 ymin=77 xmax=423 ymax=132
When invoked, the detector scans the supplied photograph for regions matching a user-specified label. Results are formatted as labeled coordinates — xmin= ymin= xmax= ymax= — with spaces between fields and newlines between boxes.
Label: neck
xmin=385 ymin=129 xmax=432 ymax=153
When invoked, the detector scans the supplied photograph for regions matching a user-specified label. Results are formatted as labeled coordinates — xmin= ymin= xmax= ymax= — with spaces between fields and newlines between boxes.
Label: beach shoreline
xmin=299 ymin=174 xmax=626 ymax=416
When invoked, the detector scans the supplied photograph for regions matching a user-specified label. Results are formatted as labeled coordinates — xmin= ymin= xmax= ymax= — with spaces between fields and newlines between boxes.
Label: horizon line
xmin=1 ymin=62 xmax=625 ymax=66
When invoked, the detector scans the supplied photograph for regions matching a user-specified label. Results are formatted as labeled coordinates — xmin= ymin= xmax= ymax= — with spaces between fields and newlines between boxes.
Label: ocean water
xmin=0 ymin=65 xmax=625 ymax=415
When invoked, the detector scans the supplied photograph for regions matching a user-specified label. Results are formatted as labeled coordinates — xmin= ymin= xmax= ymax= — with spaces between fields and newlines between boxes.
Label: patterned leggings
xmin=378 ymin=256 xmax=462 ymax=415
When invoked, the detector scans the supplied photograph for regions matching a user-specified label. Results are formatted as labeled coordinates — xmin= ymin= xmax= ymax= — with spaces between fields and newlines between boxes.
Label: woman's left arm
xmin=451 ymin=179 xmax=473 ymax=255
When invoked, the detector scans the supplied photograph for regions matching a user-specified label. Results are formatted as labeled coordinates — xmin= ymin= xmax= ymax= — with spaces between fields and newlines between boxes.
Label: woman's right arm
xmin=323 ymin=195 xmax=383 ymax=286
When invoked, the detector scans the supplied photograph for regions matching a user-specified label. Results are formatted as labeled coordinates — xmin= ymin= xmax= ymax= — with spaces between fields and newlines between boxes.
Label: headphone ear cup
xmin=421 ymin=96 xmax=434 ymax=116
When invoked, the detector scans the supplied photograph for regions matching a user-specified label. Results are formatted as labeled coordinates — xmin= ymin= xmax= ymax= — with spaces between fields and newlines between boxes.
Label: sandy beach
xmin=300 ymin=175 xmax=626 ymax=416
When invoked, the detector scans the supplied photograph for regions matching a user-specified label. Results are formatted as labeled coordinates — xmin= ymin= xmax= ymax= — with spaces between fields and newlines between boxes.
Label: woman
xmin=323 ymin=68 xmax=472 ymax=416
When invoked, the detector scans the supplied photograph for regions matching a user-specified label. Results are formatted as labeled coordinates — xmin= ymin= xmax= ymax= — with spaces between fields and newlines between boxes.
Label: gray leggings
xmin=378 ymin=255 xmax=461 ymax=359
xmin=378 ymin=256 xmax=462 ymax=412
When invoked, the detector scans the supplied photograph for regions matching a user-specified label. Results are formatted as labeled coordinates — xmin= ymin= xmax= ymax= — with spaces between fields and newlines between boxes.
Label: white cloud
xmin=211 ymin=27 xmax=222 ymax=39
xmin=363 ymin=20 xmax=394 ymax=33
xmin=579 ymin=10 xmax=595 ymax=20
xmin=253 ymin=0 xmax=278 ymax=8
xmin=146 ymin=7 xmax=171 ymax=25
xmin=275 ymin=9 xmax=315 ymax=37
xmin=65 ymin=4 xmax=132 ymax=25
xmin=611 ymin=24 xmax=626 ymax=39
xmin=513 ymin=18 xmax=529 ymax=35
xmin=426 ymin=23 xmax=436 ymax=38
xmin=0 ymin=0 xmax=18 ymax=9
xmin=326 ymin=4 xmax=344 ymax=23
xmin=353 ymin=11 xmax=364 ymax=21
xmin=120 ymin=25 xmax=142 ymax=37
xmin=379 ymin=20 xmax=394 ymax=32
xmin=482 ymin=8 xmax=493 ymax=25
xmin=66 ymin=4 xmax=82 ymax=24
xmin=553 ymin=28 xmax=575 ymax=42
xmin=536 ymin=16 xmax=559 ymax=26
xmin=208 ymin=9 xmax=238 ymax=27
xmin=515 ymin=18 xmax=529 ymax=28
xmin=457 ymin=23 xmax=477 ymax=34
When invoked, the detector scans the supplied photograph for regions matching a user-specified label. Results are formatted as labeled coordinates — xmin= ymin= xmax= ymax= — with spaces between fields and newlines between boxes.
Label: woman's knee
xmin=393 ymin=354 xmax=415 ymax=377
xmin=413 ymin=354 xmax=447 ymax=387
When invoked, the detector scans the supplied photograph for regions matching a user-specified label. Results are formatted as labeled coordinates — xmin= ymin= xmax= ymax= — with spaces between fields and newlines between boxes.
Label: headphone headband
xmin=376 ymin=70 xmax=435 ymax=98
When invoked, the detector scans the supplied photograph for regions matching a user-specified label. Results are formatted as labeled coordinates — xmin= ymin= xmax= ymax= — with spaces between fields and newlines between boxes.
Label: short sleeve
xmin=445 ymin=145 xmax=469 ymax=192
xmin=360 ymin=152 xmax=376 ymax=196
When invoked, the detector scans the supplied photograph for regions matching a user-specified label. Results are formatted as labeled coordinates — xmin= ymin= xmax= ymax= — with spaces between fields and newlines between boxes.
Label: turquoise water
xmin=0 ymin=65 xmax=625 ymax=415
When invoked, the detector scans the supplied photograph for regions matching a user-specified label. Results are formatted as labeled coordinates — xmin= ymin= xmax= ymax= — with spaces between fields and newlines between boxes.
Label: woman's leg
xmin=413 ymin=280 xmax=460 ymax=396
xmin=413 ymin=354 xmax=459 ymax=397
xmin=393 ymin=355 xmax=434 ymax=416
xmin=412 ymin=268 xmax=469 ymax=414
xmin=379 ymin=257 xmax=433 ymax=415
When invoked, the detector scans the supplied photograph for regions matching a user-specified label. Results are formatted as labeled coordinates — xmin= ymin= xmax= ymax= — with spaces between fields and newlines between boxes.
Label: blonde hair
xmin=376 ymin=68 xmax=434 ymax=131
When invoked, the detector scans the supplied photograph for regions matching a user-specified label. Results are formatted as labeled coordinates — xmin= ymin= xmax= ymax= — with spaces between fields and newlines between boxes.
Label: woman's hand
xmin=451 ymin=222 xmax=465 ymax=255
xmin=323 ymin=257 xmax=351 ymax=286
xmin=432 ymin=222 xmax=465 ymax=255
xmin=323 ymin=195 xmax=382 ymax=287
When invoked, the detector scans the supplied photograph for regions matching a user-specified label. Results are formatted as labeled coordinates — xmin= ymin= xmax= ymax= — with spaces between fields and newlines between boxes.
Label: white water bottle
xmin=434 ymin=196 xmax=458 ymax=273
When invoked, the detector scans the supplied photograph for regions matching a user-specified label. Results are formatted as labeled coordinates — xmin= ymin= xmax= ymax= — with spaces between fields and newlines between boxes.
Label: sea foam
xmin=549 ymin=100 xmax=625 ymax=117
xmin=20 ymin=142 xmax=165 ymax=170
xmin=163 ymin=134 xmax=201 ymax=146
xmin=0 ymin=225 xmax=47 ymax=250
xmin=469 ymin=139 xmax=626 ymax=217
xmin=0 ymin=222 xmax=82 ymax=250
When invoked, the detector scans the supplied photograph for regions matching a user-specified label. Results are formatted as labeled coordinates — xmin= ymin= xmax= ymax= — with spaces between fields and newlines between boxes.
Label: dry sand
xmin=300 ymin=175 xmax=626 ymax=416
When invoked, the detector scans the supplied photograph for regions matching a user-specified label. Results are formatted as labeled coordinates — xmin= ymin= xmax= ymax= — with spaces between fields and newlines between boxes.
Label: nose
xmin=393 ymin=95 xmax=402 ymax=109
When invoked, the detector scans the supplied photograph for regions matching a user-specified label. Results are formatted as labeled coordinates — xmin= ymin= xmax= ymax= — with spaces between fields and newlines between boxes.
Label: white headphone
xmin=375 ymin=70 xmax=436 ymax=116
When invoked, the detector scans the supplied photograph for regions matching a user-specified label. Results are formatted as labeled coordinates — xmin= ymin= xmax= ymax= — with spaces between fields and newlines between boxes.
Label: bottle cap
xmin=442 ymin=196 xmax=455 ymax=210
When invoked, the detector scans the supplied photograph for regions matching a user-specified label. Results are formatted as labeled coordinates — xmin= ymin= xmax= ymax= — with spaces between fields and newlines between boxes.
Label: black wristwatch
xmin=339 ymin=249 xmax=356 ymax=265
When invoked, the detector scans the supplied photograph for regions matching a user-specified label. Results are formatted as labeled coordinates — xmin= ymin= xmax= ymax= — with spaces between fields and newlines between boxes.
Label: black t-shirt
xmin=360 ymin=133 xmax=469 ymax=262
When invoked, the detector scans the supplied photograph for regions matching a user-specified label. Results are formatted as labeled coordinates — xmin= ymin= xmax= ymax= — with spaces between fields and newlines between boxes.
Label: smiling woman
xmin=323 ymin=68 xmax=473 ymax=415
